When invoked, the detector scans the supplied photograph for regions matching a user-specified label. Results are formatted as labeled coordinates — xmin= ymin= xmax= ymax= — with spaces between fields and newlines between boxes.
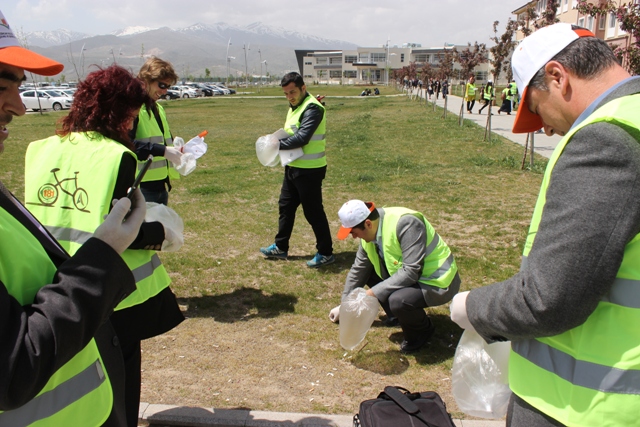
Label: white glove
xmin=450 ymin=291 xmax=474 ymax=331
xmin=329 ymin=305 xmax=340 ymax=323
xmin=94 ymin=189 xmax=146 ymax=254
xmin=164 ymin=146 xmax=183 ymax=165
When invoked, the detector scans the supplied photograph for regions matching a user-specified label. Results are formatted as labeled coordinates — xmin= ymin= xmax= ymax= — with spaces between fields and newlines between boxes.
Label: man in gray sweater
xmin=450 ymin=24 xmax=640 ymax=426
xmin=334 ymin=200 xmax=460 ymax=353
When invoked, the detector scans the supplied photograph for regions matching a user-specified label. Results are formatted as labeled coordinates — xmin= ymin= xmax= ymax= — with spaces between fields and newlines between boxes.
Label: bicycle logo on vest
xmin=30 ymin=168 xmax=90 ymax=212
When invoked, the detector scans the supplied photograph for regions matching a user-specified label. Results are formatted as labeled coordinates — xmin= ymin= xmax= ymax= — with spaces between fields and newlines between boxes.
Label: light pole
xmin=225 ymin=38 xmax=232 ymax=86
xmin=261 ymin=60 xmax=267 ymax=90
xmin=258 ymin=48 xmax=262 ymax=92
xmin=243 ymin=43 xmax=250 ymax=89
xmin=385 ymin=36 xmax=390 ymax=86
xmin=80 ymin=43 xmax=86 ymax=79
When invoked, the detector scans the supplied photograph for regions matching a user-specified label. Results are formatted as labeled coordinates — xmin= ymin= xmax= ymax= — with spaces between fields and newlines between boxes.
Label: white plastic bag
xmin=183 ymin=131 xmax=208 ymax=159
xmin=451 ymin=329 xmax=512 ymax=419
xmin=174 ymin=152 xmax=196 ymax=176
xmin=145 ymin=202 xmax=184 ymax=252
xmin=339 ymin=288 xmax=379 ymax=350
xmin=255 ymin=134 xmax=280 ymax=167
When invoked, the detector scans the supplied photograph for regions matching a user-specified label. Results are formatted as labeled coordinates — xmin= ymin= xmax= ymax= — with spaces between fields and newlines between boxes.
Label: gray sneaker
xmin=306 ymin=253 xmax=335 ymax=268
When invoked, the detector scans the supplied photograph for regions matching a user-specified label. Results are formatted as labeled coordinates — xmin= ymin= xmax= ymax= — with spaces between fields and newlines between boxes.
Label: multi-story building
xmin=513 ymin=0 xmax=635 ymax=52
xmin=295 ymin=44 xmax=496 ymax=86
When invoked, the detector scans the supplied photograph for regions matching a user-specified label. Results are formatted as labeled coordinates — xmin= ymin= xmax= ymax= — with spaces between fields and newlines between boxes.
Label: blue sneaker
xmin=260 ymin=243 xmax=288 ymax=259
xmin=306 ymin=253 xmax=335 ymax=268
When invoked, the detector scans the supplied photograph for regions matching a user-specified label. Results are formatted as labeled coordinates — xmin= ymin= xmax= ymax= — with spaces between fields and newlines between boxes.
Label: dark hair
xmin=58 ymin=65 xmax=152 ymax=149
xmin=352 ymin=202 xmax=379 ymax=231
xmin=281 ymin=72 xmax=304 ymax=88
xmin=529 ymin=36 xmax=619 ymax=91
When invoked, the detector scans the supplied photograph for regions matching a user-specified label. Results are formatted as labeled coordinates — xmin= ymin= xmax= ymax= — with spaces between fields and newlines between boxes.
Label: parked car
xmin=20 ymin=90 xmax=72 ymax=111
xmin=161 ymin=89 xmax=181 ymax=100
xmin=170 ymin=85 xmax=198 ymax=98
xmin=212 ymin=83 xmax=235 ymax=94
xmin=204 ymin=84 xmax=225 ymax=96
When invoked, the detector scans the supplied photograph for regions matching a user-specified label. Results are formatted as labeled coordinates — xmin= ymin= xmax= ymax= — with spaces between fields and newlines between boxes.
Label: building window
xmin=316 ymin=58 xmax=327 ymax=64
xmin=304 ymin=62 xmax=312 ymax=65
xmin=329 ymin=70 xmax=342 ymax=78
xmin=475 ymin=71 xmax=488 ymax=81
xmin=578 ymin=17 xmax=585 ymax=27
xmin=304 ymin=74 xmax=313 ymax=79
xmin=329 ymin=57 xmax=341 ymax=64
xmin=609 ymin=12 xmax=616 ymax=28
xmin=344 ymin=55 xmax=357 ymax=64
xmin=587 ymin=15 xmax=594 ymax=31
xmin=343 ymin=70 xmax=357 ymax=78
xmin=400 ymin=53 xmax=405 ymax=62
xmin=359 ymin=53 xmax=369 ymax=62
xmin=414 ymin=54 xmax=427 ymax=63
xmin=599 ymin=14 xmax=606 ymax=30
xmin=371 ymin=53 xmax=386 ymax=62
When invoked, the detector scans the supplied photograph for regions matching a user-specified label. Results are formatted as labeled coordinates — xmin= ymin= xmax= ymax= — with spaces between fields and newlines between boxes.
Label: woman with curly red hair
xmin=24 ymin=65 xmax=184 ymax=427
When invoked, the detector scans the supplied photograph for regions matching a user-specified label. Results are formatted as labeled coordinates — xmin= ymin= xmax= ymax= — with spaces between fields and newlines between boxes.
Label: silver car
xmin=20 ymin=90 xmax=72 ymax=111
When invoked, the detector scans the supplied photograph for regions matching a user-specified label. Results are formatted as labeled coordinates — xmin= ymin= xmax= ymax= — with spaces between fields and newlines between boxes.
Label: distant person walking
xmin=478 ymin=81 xmax=494 ymax=114
xmin=465 ymin=75 xmax=476 ymax=113
xmin=497 ymin=86 xmax=512 ymax=115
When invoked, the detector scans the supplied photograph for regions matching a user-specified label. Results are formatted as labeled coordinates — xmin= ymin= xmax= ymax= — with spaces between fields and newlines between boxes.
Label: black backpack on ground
xmin=353 ymin=386 xmax=456 ymax=427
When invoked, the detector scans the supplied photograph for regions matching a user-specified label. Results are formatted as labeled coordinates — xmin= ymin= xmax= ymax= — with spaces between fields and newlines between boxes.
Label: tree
xmin=205 ymin=68 xmax=211 ymax=79
xmin=577 ymin=0 xmax=640 ymax=75
xmin=453 ymin=42 xmax=488 ymax=80
xmin=438 ymin=48 xmax=454 ymax=80
xmin=420 ymin=62 xmax=434 ymax=82
xmin=534 ymin=0 xmax=560 ymax=29
xmin=489 ymin=19 xmax=519 ymax=84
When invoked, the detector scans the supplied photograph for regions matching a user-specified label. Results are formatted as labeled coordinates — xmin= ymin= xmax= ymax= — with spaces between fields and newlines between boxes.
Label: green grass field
xmin=2 ymin=90 xmax=547 ymax=417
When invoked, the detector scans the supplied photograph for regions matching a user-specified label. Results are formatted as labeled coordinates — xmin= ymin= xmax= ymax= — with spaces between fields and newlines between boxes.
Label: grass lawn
xmin=3 ymin=90 xmax=547 ymax=419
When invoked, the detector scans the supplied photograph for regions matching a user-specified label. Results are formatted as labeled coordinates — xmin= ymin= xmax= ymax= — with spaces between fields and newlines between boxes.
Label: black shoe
xmin=383 ymin=317 xmax=400 ymax=327
xmin=400 ymin=322 xmax=435 ymax=354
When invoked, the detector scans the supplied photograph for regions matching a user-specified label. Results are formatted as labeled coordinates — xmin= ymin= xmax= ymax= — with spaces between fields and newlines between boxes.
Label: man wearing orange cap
xmin=333 ymin=200 xmax=460 ymax=353
xmin=0 ymin=10 xmax=146 ymax=426
xmin=451 ymin=23 xmax=640 ymax=426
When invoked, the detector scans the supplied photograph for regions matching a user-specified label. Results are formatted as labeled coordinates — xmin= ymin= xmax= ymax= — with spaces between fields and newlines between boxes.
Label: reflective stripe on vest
xmin=135 ymin=103 xmax=179 ymax=181
xmin=284 ymin=94 xmax=327 ymax=168
xmin=0 ymin=207 xmax=112 ymax=426
xmin=25 ymin=132 xmax=171 ymax=311
xmin=361 ymin=207 xmax=457 ymax=289
xmin=510 ymin=94 xmax=640 ymax=427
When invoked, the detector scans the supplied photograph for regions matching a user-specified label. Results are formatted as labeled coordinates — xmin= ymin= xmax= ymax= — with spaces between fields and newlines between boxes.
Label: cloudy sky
xmin=8 ymin=1 xmax=529 ymax=47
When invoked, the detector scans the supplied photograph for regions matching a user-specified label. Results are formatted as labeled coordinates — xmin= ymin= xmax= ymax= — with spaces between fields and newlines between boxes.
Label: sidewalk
xmin=404 ymin=88 xmax=561 ymax=159
xmin=140 ymin=402 xmax=504 ymax=427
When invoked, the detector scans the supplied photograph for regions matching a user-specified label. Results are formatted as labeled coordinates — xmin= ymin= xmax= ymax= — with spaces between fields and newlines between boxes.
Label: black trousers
xmin=466 ymin=99 xmax=476 ymax=112
xmin=275 ymin=166 xmax=333 ymax=255
xmin=367 ymin=274 xmax=431 ymax=342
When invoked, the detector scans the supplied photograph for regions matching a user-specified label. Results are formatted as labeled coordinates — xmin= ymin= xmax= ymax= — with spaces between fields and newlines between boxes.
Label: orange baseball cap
xmin=511 ymin=24 xmax=594 ymax=134
xmin=0 ymin=10 xmax=63 ymax=76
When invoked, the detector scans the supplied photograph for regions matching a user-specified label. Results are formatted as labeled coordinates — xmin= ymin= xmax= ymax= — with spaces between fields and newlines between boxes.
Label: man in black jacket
xmin=0 ymin=10 xmax=146 ymax=426
xmin=260 ymin=72 xmax=334 ymax=268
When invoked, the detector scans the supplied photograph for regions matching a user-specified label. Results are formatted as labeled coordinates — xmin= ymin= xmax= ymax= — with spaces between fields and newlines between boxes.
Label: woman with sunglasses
xmin=133 ymin=56 xmax=182 ymax=205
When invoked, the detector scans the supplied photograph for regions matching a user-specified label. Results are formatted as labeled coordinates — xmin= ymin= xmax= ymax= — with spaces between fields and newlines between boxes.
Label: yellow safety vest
xmin=361 ymin=207 xmax=457 ymax=290
xmin=510 ymin=94 xmax=640 ymax=427
xmin=0 ymin=207 xmax=112 ymax=426
xmin=24 ymin=132 xmax=171 ymax=310
xmin=284 ymin=94 xmax=327 ymax=169
xmin=135 ymin=103 xmax=179 ymax=181
xmin=466 ymin=82 xmax=476 ymax=97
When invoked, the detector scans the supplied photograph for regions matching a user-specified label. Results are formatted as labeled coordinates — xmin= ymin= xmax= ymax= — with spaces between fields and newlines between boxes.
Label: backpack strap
xmin=383 ymin=386 xmax=436 ymax=427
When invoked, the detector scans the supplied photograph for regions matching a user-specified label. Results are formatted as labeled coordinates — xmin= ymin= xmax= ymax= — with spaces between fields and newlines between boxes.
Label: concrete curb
xmin=140 ymin=403 xmax=504 ymax=427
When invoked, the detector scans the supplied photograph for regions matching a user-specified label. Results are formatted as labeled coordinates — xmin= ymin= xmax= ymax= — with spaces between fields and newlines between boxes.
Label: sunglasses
xmin=157 ymin=82 xmax=170 ymax=90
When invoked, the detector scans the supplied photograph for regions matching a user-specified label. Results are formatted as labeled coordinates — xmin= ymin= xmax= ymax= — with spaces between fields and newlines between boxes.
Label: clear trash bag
xmin=184 ymin=132 xmax=208 ymax=159
xmin=451 ymin=329 xmax=512 ymax=419
xmin=339 ymin=288 xmax=379 ymax=350
xmin=174 ymin=152 xmax=196 ymax=176
xmin=256 ymin=134 xmax=280 ymax=167
xmin=145 ymin=202 xmax=184 ymax=252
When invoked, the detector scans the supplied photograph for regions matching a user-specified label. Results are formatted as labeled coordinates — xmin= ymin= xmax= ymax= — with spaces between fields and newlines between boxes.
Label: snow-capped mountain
xmin=22 ymin=29 xmax=90 ymax=48
xmin=112 ymin=26 xmax=157 ymax=37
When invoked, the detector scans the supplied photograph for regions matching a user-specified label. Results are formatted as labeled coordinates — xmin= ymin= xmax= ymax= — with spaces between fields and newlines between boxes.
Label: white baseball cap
xmin=337 ymin=200 xmax=375 ymax=240
xmin=0 ymin=10 xmax=63 ymax=76
xmin=511 ymin=23 xmax=594 ymax=134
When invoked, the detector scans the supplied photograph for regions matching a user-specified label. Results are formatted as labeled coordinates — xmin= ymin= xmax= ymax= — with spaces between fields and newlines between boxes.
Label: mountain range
xmin=24 ymin=22 xmax=358 ymax=82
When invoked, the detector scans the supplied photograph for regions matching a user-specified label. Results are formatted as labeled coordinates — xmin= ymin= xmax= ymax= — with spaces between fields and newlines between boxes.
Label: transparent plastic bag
xmin=145 ymin=202 xmax=184 ymax=252
xmin=451 ymin=329 xmax=512 ymax=419
xmin=184 ymin=131 xmax=208 ymax=159
xmin=339 ymin=288 xmax=379 ymax=350
xmin=174 ymin=152 xmax=196 ymax=176
xmin=255 ymin=134 xmax=280 ymax=167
